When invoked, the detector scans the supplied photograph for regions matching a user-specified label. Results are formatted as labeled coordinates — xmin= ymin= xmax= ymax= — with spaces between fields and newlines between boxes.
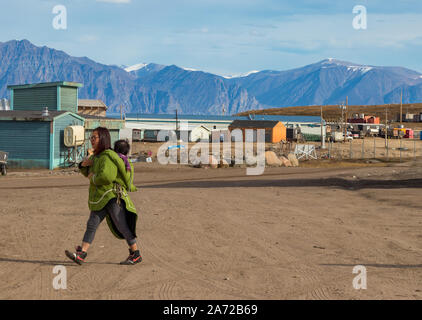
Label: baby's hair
xmin=114 ymin=139 xmax=130 ymax=156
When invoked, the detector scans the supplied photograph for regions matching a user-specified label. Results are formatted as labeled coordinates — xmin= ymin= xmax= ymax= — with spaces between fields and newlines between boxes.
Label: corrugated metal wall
xmin=60 ymin=87 xmax=78 ymax=113
xmin=54 ymin=114 xmax=85 ymax=168
xmin=13 ymin=87 xmax=57 ymax=111
xmin=0 ymin=121 xmax=50 ymax=168
xmin=84 ymin=129 xmax=120 ymax=152
xmin=83 ymin=119 xmax=124 ymax=152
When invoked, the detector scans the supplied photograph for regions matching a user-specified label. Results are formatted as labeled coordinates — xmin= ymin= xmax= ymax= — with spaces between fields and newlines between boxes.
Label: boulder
xmin=280 ymin=156 xmax=292 ymax=167
xmin=265 ymin=151 xmax=282 ymax=167
xmin=208 ymin=155 xmax=219 ymax=169
xmin=287 ymin=153 xmax=299 ymax=167
xmin=219 ymin=158 xmax=230 ymax=168
xmin=189 ymin=158 xmax=202 ymax=168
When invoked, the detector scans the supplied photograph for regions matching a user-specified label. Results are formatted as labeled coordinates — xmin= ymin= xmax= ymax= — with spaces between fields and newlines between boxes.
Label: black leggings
xmin=83 ymin=198 xmax=137 ymax=246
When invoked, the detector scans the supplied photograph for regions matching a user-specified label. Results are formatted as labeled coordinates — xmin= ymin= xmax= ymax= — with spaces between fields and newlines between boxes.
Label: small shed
xmin=7 ymin=81 xmax=83 ymax=112
xmin=132 ymin=129 xmax=144 ymax=141
xmin=80 ymin=114 xmax=125 ymax=151
xmin=190 ymin=125 xmax=211 ymax=142
xmin=228 ymin=120 xmax=286 ymax=143
xmin=0 ymin=110 xmax=85 ymax=169
xmin=78 ymin=99 xmax=108 ymax=117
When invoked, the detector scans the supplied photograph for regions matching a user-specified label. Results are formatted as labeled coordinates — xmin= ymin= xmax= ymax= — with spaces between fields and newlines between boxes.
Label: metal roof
xmin=122 ymin=113 xmax=324 ymax=123
xmin=80 ymin=114 xmax=123 ymax=121
xmin=7 ymin=81 xmax=83 ymax=90
xmin=246 ymin=114 xmax=324 ymax=123
xmin=125 ymin=113 xmax=242 ymax=121
xmin=0 ymin=110 xmax=70 ymax=121
xmin=229 ymin=120 xmax=281 ymax=128
xmin=78 ymin=99 xmax=108 ymax=109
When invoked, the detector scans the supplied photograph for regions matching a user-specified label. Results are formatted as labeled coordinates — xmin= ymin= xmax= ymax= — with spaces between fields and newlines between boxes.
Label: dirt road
xmin=0 ymin=161 xmax=421 ymax=299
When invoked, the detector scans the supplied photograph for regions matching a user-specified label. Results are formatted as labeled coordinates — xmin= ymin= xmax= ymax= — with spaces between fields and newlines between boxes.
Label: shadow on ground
xmin=0 ymin=257 xmax=117 ymax=266
xmin=321 ymin=263 xmax=422 ymax=269
xmin=139 ymin=178 xmax=422 ymax=190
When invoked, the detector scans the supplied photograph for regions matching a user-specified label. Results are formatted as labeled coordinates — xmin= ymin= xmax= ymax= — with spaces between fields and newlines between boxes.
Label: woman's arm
xmin=79 ymin=157 xmax=93 ymax=177
xmin=129 ymin=164 xmax=138 ymax=192
xmin=90 ymin=155 xmax=117 ymax=186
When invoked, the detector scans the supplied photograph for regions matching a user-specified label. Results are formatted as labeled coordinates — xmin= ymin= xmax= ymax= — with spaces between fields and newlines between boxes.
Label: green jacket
xmin=80 ymin=149 xmax=138 ymax=239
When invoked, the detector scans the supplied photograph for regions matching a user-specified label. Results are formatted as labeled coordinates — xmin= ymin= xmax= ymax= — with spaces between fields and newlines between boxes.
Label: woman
xmin=65 ymin=127 xmax=141 ymax=265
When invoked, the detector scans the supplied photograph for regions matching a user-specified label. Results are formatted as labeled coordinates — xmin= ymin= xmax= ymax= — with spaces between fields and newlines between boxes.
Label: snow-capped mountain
xmin=124 ymin=63 xmax=147 ymax=72
xmin=222 ymin=70 xmax=260 ymax=79
xmin=1 ymin=40 xmax=422 ymax=115
xmin=228 ymin=58 xmax=422 ymax=107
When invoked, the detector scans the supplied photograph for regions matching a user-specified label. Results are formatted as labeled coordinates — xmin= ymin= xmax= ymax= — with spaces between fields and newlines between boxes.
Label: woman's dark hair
xmin=114 ymin=139 xmax=130 ymax=156
xmin=93 ymin=127 xmax=111 ymax=155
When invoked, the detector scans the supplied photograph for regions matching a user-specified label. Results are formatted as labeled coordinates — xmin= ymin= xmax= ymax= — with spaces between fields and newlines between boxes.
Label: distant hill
xmin=237 ymin=102 xmax=422 ymax=124
xmin=228 ymin=59 xmax=422 ymax=107
xmin=1 ymin=40 xmax=422 ymax=115
xmin=0 ymin=40 xmax=259 ymax=114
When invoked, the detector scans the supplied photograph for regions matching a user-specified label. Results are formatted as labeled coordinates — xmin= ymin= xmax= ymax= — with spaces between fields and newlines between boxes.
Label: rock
xmin=190 ymin=158 xmax=202 ymax=168
xmin=280 ymin=156 xmax=292 ymax=167
xmin=287 ymin=153 xmax=299 ymax=167
xmin=219 ymin=159 xmax=230 ymax=168
xmin=208 ymin=155 xmax=219 ymax=169
xmin=265 ymin=151 xmax=282 ymax=167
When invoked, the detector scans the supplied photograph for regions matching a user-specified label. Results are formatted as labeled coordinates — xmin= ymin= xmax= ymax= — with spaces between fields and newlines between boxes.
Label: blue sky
xmin=1 ymin=0 xmax=422 ymax=76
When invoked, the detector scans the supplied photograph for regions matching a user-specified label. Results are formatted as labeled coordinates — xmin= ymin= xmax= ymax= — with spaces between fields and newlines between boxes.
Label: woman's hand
xmin=88 ymin=172 xmax=94 ymax=180
xmin=81 ymin=158 xmax=93 ymax=167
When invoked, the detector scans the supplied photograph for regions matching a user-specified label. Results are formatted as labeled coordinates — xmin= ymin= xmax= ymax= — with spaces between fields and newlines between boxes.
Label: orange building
xmin=228 ymin=120 xmax=286 ymax=143
xmin=348 ymin=115 xmax=380 ymax=124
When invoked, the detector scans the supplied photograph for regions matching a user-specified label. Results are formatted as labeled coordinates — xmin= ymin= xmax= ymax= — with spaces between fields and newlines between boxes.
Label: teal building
xmin=0 ymin=82 xmax=85 ymax=169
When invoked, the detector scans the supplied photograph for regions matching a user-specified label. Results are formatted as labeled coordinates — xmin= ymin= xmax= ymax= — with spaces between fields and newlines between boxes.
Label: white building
xmin=190 ymin=125 xmax=211 ymax=142
xmin=0 ymin=99 xmax=10 ymax=111
xmin=122 ymin=113 xmax=326 ymax=142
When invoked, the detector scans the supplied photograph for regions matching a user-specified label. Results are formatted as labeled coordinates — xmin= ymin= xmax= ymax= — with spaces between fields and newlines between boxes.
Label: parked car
xmin=0 ymin=151 xmax=8 ymax=176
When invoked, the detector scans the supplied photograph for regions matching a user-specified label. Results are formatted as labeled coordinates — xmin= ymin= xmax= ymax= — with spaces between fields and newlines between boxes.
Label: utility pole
xmin=321 ymin=105 xmax=325 ymax=149
xmin=385 ymin=106 xmax=388 ymax=148
xmin=340 ymin=104 xmax=343 ymax=133
xmin=175 ymin=109 xmax=179 ymax=131
xmin=340 ymin=101 xmax=347 ymax=142
xmin=345 ymin=96 xmax=348 ymax=142
xmin=400 ymin=89 xmax=403 ymax=125
xmin=175 ymin=109 xmax=180 ymax=159
xmin=120 ymin=105 xmax=123 ymax=120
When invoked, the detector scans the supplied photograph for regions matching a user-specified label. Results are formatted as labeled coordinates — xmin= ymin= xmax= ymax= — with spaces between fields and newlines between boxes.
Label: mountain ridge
xmin=1 ymin=39 xmax=422 ymax=115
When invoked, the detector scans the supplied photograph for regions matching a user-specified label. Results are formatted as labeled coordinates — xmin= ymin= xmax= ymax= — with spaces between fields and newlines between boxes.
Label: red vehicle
xmin=404 ymin=129 xmax=414 ymax=139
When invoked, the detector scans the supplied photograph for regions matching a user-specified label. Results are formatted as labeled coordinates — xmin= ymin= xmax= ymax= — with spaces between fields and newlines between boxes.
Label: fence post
xmin=362 ymin=138 xmax=365 ymax=159
xmin=414 ymin=139 xmax=416 ymax=160
xmin=387 ymin=137 xmax=389 ymax=160
xmin=350 ymin=140 xmax=352 ymax=159
xmin=373 ymin=137 xmax=376 ymax=159
xmin=400 ymin=138 xmax=402 ymax=162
